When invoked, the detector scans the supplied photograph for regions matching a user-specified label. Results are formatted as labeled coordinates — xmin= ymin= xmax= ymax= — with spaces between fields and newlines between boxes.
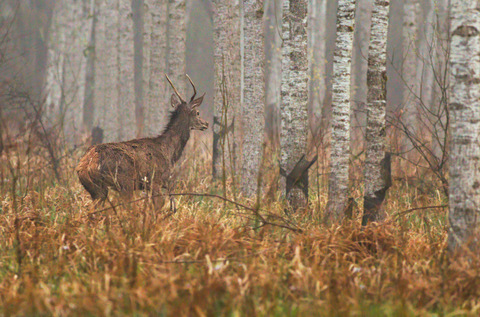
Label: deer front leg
xmin=151 ymin=184 xmax=166 ymax=211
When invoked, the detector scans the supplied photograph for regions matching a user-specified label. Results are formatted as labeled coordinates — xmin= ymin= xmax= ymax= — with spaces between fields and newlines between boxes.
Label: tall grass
xmin=0 ymin=134 xmax=478 ymax=316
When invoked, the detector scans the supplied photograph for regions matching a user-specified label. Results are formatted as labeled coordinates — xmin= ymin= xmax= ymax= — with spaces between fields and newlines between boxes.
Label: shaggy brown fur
xmin=76 ymin=76 xmax=208 ymax=208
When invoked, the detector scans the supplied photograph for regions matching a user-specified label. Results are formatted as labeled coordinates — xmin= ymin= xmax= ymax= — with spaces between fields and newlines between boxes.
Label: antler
xmin=165 ymin=74 xmax=185 ymax=103
xmin=186 ymin=74 xmax=197 ymax=102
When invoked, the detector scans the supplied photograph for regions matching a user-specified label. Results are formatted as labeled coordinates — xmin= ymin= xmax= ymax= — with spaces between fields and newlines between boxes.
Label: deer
xmin=76 ymin=74 xmax=208 ymax=211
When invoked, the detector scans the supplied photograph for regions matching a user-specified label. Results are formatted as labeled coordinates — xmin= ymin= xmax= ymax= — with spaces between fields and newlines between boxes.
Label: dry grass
xmin=0 ymin=136 xmax=479 ymax=317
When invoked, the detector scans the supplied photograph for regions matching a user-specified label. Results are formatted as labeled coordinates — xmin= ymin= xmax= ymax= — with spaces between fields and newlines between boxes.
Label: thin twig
xmin=393 ymin=205 xmax=447 ymax=220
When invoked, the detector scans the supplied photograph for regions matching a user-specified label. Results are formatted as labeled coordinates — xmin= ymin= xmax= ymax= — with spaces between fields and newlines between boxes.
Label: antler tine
xmin=186 ymin=74 xmax=197 ymax=102
xmin=165 ymin=74 xmax=185 ymax=103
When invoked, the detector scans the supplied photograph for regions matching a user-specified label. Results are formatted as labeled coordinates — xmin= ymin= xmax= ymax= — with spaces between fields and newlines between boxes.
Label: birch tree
xmin=241 ymin=0 xmax=265 ymax=197
xmin=280 ymin=0 xmax=309 ymax=211
xmin=118 ymin=0 xmax=136 ymax=140
xmin=101 ymin=0 xmax=120 ymax=142
xmin=325 ymin=0 xmax=355 ymax=221
xmin=265 ymin=0 xmax=282 ymax=145
xmin=46 ymin=0 xmax=91 ymax=145
xmin=83 ymin=0 xmax=96 ymax=131
xmin=309 ymin=0 xmax=328 ymax=132
xmin=166 ymin=0 xmax=186 ymax=94
xmin=144 ymin=0 xmax=167 ymax=136
xmin=93 ymin=0 xmax=108 ymax=139
xmin=448 ymin=0 xmax=480 ymax=251
xmin=401 ymin=0 xmax=419 ymax=135
xmin=212 ymin=0 xmax=241 ymax=179
xmin=350 ymin=0 xmax=372 ymax=150
xmin=362 ymin=0 xmax=391 ymax=225
xmin=45 ymin=2 xmax=68 ymax=127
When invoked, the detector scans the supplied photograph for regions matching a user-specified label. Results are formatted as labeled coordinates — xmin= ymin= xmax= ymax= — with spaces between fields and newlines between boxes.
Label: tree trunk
xmin=166 ymin=0 xmax=186 ymax=94
xmin=102 ymin=0 xmax=120 ymax=142
xmin=117 ymin=0 xmax=136 ymax=140
xmin=265 ymin=0 xmax=282 ymax=146
xmin=448 ymin=0 xmax=480 ymax=252
xmin=46 ymin=0 xmax=91 ymax=145
xmin=144 ymin=0 xmax=168 ymax=136
xmin=241 ymin=0 xmax=265 ymax=198
xmin=83 ymin=0 xmax=96 ymax=131
xmin=362 ymin=0 xmax=391 ymax=225
xmin=93 ymin=0 xmax=107 ymax=138
xmin=309 ymin=0 xmax=328 ymax=134
xmin=325 ymin=0 xmax=355 ymax=222
xmin=212 ymin=0 xmax=242 ymax=179
xmin=400 ymin=0 xmax=419 ymax=165
xmin=45 ymin=2 xmax=68 ymax=127
xmin=280 ymin=0 xmax=309 ymax=211
xmin=350 ymin=0 xmax=372 ymax=154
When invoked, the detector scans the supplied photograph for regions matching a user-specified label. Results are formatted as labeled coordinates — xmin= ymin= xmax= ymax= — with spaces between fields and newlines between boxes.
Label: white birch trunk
xmin=401 ymin=0 xmax=419 ymax=136
xmin=166 ymin=0 xmax=186 ymax=94
xmin=350 ymin=0 xmax=372 ymax=151
xmin=117 ymin=0 xmax=136 ymax=140
xmin=416 ymin=0 xmax=435 ymax=115
xmin=83 ymin=0 xmax=96 ymax=131
xmin=326 ymin=0 xmax=355 ymax=221
xmin=93 ymin=0 xmax=107 ymax=135
xmin=362 ymin=0 xmax=390 ymax=224
xmin=141 ymin=0 xmax=152 ymax=136
xmin=241 ymin=0 xmax=265 ymax=197
xmin=144 ymin=0 xmax=168 ymax=136
xmin=46 ymin=1 xmax=91 ymax=145
xmin=45 ymin=2 xmax=68 ymax=127
xmin=280 ymin=0 xmax=309 ymax=211
xmin=448 ymin=0 xmax=480 ymax=251
xmin=309 ymin=0 xmax=328 ymax=131
xmin=265 ymin=0 xmax=282 ymax=145
xmin=212 ymin=0 xmax=242 ymax=179
xmin=430 ymin=0 xmax=450 ymax=160
xmin=103 ymin=0 xmax=120 ymax=142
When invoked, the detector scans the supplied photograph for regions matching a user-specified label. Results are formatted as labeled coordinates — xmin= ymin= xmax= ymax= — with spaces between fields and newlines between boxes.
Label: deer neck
xmin=160 ymin=114 xmax=191 ymax=163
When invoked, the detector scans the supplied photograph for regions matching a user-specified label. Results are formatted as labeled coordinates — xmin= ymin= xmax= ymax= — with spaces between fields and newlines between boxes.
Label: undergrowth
xmin=0 ymin=135 xmax=478 ymax=317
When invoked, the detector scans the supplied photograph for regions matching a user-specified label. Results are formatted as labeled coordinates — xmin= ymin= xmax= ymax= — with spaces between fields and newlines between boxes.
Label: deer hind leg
xmin=91 ymin=186 xmax=108 ymax=210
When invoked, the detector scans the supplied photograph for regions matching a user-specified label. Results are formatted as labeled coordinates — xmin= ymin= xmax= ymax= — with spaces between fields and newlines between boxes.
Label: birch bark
xmin=46 ymin=1 xmax=91 ymax=145
xmin=362 ymin=0 xmax=391 ymax=224
xmin=265 ymin=0 xmax=282 ymax=145
xmin=93 ymin=0 xmax=107 ymax=137
xmin=212 ymin=0 xmax=242 ymax=179
xmin=144 ymin=0 xmax=168 ymax=136
xmin=102 ymin=0 xmax=120 ymax=142
xmin=118 ymin=0 xmax=136 ymax=140
xmin=350 ymin=0 xmax=372 ymax=151
xmin=45 ymin=2 xmax=68 ymax=127
xmin=166 ymin=0 xmax=186 ymax=94
xmin=309 ymin=0 xmax=327 ymax=132
xmin=139 ymin=0 xmax=152 ymax=136
xmin=401 ymin=0 xmax=419 ymax=136
xmin=326 ymin=0 xmax=355 ymax=221
xmin=280 ymin=0 xmax=309 ymax=211
xmin=241 ymin=0 xmax=265 ymax=197
xmin=83 ymin=0 xmax=96 ymax=131
xmin=448 ymin=0 xmax=480 ymax=251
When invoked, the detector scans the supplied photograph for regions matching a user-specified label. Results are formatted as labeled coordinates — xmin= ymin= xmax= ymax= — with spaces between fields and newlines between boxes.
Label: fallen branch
xmin=393 ymin=205 xmax=448 ymax=220
xmin=86 ymin=192 xmax=303 ymax=233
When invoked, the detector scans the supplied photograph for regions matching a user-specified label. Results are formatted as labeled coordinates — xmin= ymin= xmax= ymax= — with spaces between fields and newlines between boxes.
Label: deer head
xmin=166 ymin=74 xmax=209 ymax=131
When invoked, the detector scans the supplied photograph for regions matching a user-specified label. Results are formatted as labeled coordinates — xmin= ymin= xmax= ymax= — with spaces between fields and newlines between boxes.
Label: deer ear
xmin=171 ymin=94 xmax=181 ymax=108
xmin=190 ymin=94 xmax=204 ymax=109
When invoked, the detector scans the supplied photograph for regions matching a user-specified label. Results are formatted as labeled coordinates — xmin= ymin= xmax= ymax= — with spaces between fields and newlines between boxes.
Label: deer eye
xmin=196 ymin=111 xmax=199 ymax=116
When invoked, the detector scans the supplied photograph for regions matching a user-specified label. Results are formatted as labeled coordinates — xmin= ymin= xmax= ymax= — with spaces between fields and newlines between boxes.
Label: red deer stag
xmin=76 ymin=75 xmax=208 ymax=209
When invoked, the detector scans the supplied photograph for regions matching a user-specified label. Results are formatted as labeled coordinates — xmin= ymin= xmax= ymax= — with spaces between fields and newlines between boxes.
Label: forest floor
xmin=0 ymin=136 xmax=479 ymax=316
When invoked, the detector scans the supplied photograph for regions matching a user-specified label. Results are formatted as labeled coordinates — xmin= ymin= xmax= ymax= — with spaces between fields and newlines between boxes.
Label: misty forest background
xmin=1 ymin=0 xmax=480 ymax=315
